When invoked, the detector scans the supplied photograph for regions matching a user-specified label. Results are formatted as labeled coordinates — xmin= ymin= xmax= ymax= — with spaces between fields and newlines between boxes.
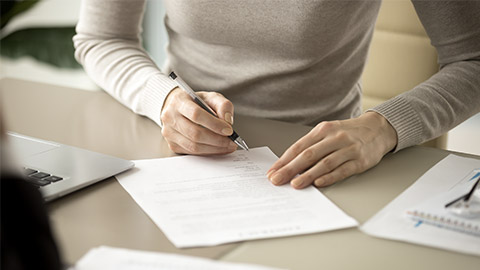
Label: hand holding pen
xmin=160 ymin=72 xmax=249 ymax=155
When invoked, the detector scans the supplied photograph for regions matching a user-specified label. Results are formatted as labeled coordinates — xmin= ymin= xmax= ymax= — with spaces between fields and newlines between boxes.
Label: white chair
xmin=361 ymin=0 xmax=446 ymax=148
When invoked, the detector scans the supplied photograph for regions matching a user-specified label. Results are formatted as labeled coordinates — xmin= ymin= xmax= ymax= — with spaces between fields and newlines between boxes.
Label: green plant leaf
xmin=1 ymin=0 xmax=40 ymax=29
xmin=0 ymin=26 xmax=81 ymax=69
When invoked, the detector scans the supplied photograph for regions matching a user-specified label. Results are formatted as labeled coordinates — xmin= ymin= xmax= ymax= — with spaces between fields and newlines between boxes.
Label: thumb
xmin=197 ymin=91 xmax=234 ymax=125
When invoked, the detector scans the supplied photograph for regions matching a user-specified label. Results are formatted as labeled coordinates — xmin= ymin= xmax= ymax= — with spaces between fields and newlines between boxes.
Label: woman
xmin=74 ymin=0 xmax=480 ymax=189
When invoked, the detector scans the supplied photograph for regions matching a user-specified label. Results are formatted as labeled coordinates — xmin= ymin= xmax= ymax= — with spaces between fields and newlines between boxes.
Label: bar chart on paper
xmin=361 ymin=154 xmax=480 ymax=256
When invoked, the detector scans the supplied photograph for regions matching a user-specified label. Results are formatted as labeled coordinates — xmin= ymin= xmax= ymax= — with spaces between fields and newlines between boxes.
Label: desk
xmin=1 ymin=78 xmax=479 ymax=269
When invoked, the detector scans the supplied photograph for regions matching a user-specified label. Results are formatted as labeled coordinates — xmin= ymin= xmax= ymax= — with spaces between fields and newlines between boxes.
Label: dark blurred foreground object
xmin=1 ymin=173 xmax=63 ymax=270
xmin=1 ymin=104 xmax=62 ymax=270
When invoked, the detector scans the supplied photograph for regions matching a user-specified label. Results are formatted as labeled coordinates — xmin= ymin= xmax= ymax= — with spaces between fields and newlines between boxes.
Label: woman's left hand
xmin=267 ymin=112 xmax=398 ymax=189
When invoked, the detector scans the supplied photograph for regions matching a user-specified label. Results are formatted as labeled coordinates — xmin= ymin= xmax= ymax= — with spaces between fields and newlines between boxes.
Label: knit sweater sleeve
xmin=73 ymin=0 xmax=177 ymax=127
xmin=370 ymin=1 xmax=480 ymax=151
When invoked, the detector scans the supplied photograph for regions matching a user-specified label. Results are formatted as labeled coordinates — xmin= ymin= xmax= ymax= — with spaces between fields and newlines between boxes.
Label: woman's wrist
xmin=361 ymin=112 xmax=398 ymax=154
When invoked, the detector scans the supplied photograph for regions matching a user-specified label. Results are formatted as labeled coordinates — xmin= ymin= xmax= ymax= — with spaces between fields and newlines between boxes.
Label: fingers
xmin=178 ymin=99 xmax=233 ymax=136
xmin=268 ymin=137 xmax=340 ymax=186
xmin=197 ymin=91 xmax=234 ymax=125
xmin=267 ymin=123 xmax=332 ymax=177
xmin=174 ymin=116 xmax=235 ymax=147
xmin=266 ymin=116 xmax=391 ymax=189
xmin=290 ymin=146 xmax=356 ymax=189
xmin=162 ymin=126 xmax=237 ymax=155
xmin=161 ymin=88 xmax=237 ymax=155
xmin=313 ymin=160 xmax=359 ymax=188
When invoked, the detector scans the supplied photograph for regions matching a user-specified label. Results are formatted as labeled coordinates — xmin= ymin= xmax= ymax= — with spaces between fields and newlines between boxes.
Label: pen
xmin=445 ymin=178 xmax=480 ymax=208
xmin=168 ymin=71 xmax=249 ymax=151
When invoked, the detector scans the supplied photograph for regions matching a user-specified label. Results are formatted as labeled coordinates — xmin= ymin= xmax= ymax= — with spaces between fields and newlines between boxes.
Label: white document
xmin=117 ymin=147 xmax=358 ymax=248
xmin=75 ymin=246 xmax=283 ymax=270
xmin=361 ymin=154 xmax=480 ymax=256
xmin=405 ymin=177 xmax=480 ymax=237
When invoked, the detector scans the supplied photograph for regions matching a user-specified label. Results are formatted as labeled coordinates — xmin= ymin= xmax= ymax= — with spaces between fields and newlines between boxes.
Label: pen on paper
xmin=168 ymin=71 xmax=249 ymax=151
xmin=445 ymin=178 xmax=480 ymax=208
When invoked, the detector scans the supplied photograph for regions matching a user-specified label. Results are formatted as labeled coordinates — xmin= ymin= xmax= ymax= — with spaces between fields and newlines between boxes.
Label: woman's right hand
xmin=160 ymin=87 xmax=238 ymax=155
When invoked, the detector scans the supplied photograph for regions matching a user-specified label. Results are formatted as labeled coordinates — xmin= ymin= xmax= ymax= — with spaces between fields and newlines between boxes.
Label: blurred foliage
xmin=1 ymin=27 xmax=81 ymax=69
xmin=1 ymin=1 xmax=80 ymax=69
xmin=1 ymin=0 xmax=40 ymax=29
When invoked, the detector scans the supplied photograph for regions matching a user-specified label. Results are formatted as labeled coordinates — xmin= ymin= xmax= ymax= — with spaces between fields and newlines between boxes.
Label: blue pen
xmin=168 ymin=71 xmax=249 ymax=151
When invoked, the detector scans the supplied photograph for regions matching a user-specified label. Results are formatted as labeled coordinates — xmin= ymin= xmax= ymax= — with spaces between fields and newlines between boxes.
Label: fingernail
xmin=222 ymin=127 xmax=233 ymax=135
xmin=266 ymin=169 xmax=276 ymax=178
xmin=270 ymin=173 xmax=283 ymax=185
xmin=291 ymin=178 xmax=304 ymax=189
xmin=225 ymin=112 xmax=234 ymax=125
xmin=314 ymin=179 xmax=325 ymax=187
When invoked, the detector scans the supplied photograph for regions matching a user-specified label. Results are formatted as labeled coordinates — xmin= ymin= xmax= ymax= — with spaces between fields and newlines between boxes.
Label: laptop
xmin=7 ymin=132 xmax=135 ymax=201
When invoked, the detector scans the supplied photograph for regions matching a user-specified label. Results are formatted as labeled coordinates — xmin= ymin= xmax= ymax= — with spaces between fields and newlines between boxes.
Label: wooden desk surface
xmin=1 ymin=78 xmax=479 ymax=269
xmin=0 ymin=78 xmax=310 ymax=263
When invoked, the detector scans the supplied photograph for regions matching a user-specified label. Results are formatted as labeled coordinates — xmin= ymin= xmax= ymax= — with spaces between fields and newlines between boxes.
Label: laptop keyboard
xmin=23 ymin=168 xmax=64 ymax=187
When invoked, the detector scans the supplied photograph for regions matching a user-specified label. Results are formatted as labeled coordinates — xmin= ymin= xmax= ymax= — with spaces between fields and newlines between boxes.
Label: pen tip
xmin=234 ymin=137 xmax=249 ymax=151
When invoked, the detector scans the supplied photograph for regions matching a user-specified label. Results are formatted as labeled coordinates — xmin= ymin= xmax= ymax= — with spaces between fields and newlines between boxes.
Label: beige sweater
xmin=74 ymin=0 xmax=480 ymax=151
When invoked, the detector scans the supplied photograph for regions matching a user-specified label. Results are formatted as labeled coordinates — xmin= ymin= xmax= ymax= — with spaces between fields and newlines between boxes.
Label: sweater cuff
xmin=140 ymin=74 xmax=178 ymax=127
xmin=368 ymin=96 xmax=423 ymax=152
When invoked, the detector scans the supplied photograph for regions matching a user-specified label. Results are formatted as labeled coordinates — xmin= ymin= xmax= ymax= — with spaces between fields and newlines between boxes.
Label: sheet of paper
xmin=117 ymin=147 xmax=357 ymax=248
xmin=361 ymin=154 xmax=480 ymax=256
xmin=405 ymin=176 xmax=480 ymax=237
xmin=75 ymin=246 xmax=283 ymax=270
